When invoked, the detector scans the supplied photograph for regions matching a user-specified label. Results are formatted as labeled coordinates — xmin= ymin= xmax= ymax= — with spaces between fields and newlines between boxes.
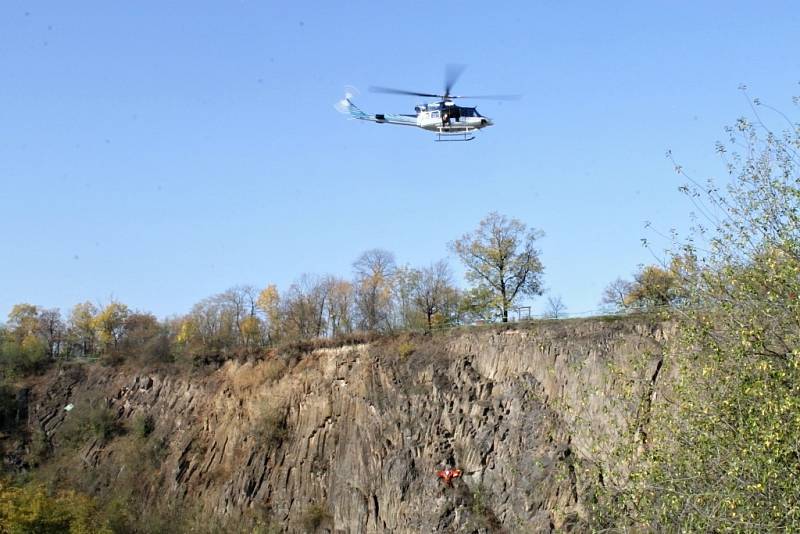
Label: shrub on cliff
xmin=58 ymin=400 xmax=120 ymax=448
xmin=252 ymin=403 xmax=289 ymax=447
xmin=299 ymin=503 xmax=333 ymax=532
xmin=132 ymin=412 xmax=155 ymax=439
xmin=0 ymin=480 xmax=112 ymax=534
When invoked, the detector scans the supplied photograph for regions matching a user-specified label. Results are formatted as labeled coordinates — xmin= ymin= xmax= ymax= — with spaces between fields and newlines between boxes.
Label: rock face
xmin=25 ymin=318 xmax=666 ymax=532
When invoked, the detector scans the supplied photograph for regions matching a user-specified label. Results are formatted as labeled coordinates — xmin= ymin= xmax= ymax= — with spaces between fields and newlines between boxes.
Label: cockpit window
xmin=460 ymin=107 xmax=481 ymax=117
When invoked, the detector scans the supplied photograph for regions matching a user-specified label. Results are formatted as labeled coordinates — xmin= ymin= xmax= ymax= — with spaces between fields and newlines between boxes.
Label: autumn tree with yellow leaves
xmin=256 ymin=284 xmax=282 ymax=343
xmin=68 ymin=302 xmax=97 ymax=357
xmin=92 ymin=301 xmax=130 ymax=352
xmin=601 ymin=262 xmax=684 ymax=311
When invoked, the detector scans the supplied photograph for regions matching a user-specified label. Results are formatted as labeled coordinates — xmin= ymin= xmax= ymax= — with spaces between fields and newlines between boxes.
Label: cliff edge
xmin=18 ymin=317 xmax=667 ymax=532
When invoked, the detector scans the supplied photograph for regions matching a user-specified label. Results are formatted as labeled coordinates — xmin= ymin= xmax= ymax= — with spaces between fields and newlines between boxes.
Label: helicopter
xmin=335 ymin=65 xmax=518 ymax=142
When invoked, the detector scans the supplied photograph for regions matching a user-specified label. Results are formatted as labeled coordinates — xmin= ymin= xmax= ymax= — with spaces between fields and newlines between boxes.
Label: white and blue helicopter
xmin=336 ymin=66 xmax=518 ymax=142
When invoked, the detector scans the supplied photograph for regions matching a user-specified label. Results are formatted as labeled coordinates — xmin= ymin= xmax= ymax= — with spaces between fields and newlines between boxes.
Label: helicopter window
xmin=431 ymin=111 xmax=440 ymax=118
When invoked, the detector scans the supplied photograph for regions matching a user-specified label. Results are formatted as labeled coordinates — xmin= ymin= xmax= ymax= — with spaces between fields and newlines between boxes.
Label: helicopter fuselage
xmin=414 ymin=101 xmax=492 ymax=133
xmin=336 ymin=95 xmax=494 ymax=141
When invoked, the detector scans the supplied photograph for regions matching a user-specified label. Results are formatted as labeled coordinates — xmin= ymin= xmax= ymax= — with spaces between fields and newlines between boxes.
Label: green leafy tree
xmin=602 ymin=92 xmax=800 ymax=532
xmin=450 ymin=212 xmax=544 ymax=322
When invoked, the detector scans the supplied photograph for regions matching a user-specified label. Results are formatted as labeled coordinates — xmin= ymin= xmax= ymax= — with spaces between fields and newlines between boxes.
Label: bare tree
xmin=543 ymin=295 xmax=567 ymax=319
xmin=325 ymin=277 xmax=355 ymax=337
xmin=220 ymin=285 xmax=260 ymax=344
xmin=392 ymin=266 xmax=421 ymax=329
xmin=282 ymin=274 xmax=331 ymax=340
xmin=188 ymin=296 xmax=235 ymax=350
xmin=412 ymin=260 xmax=459 ymax=330
xmin=353 ymin=249 xmax=396 ymax=331
xmin=600 ymin=277 xmax=634 ymax=311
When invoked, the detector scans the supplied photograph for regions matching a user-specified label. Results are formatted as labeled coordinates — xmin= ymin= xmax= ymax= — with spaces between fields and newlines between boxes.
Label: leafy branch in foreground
xmin=599 ymin=89 xmax=800 ymax=532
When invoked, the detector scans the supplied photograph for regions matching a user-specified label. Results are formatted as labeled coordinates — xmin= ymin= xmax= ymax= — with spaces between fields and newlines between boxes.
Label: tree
xmin=7 ymin=304 xmax=39 ymax=341
xmin=450 ymin=212 xmax=545 ymax=322
xmin=256 ymin=284 xmax=282 ymax=343
xmin=3 ymin=306 xmax=66 ymax=361
xmin=220 ymin=286 xmax=259 ymax=345
xmin=186 ymin=295 xmax=235 ymax=353
xmin=353 ymin=249 xmax=396 ymax=331
xmin=325 ymin=277 xmax=355 ymax=337
xmin=544 ymin=295 xmax=566 ymax=319
xmin=239 ymin=316 xmax=262 ymax=350
xmin=3 ymin=304 xmax=48 ymax=372
xmin=121 ymin=312 xmax=169 ymax=362
xmin=1 ymin=306 xmax=47 ymax=375
xmin=601 ymin=93 xmax=800 ymax=531
xmin=601 ymin=264 xmax=683 ymax=312
xmin=624 ymin=264 xmax=681 ymax=308
xmin=68 ymin=302 xmax=97 ymax=357
xmin=282 ymin=274 xmax=330 ymax=340
xmin=458 ymin=287 xmax=497 ymax=323
xmin=600 ymin=278 xmax=633 ymax=311
xmin=411 ymin=260 xmax=460 ymax=330
xmin=392 ymin=266 xmax=422 ymax=329
xmin=93 ymin=301 xmax=130 ymax=352
xmin=37 ymin=309 xmax=65 ymax=359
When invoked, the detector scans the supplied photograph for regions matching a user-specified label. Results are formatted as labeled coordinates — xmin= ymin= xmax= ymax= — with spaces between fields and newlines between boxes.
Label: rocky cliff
xmin=20 ymin=317 xmax=666 ymax=533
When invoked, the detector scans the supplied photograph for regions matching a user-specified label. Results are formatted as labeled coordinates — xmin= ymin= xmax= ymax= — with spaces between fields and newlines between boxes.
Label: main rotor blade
xmin=370 ymin=86 xmax=442 ymax=98
xmin=444 ymin=63 xmax=466 ymax=97
xmin=450 ymin=94 xmax=522 ymax=101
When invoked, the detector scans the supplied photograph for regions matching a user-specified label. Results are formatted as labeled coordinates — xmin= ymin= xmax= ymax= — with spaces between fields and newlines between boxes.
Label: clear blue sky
xmin=2 ymin=1 xmax=798 ymax=320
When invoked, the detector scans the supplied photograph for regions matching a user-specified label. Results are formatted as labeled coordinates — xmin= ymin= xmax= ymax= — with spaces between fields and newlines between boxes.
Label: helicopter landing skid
xmin=435 ymin=131 xmax=475 ymax=142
